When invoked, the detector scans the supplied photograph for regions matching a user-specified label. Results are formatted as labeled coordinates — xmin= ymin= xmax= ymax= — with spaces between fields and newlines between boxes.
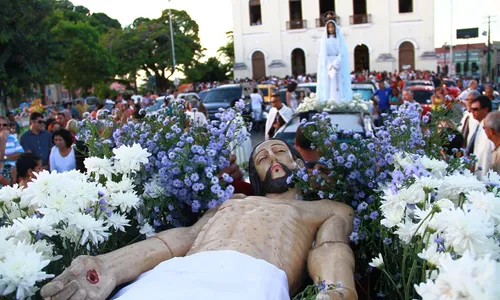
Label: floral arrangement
xmin=293 ymin=102 xmax=478 ymax=298
xmin=370 ymin=166 xmax=500 ymax=299
xmin=0 ymin=144 xmax=150 ymax=299
xmin=76 ymin=115 xmax=115 ymax=159
xmin=296 ymin=93 xmax=371 ymax=114
xmin=113 ymin=101 xmax=250 ymax=229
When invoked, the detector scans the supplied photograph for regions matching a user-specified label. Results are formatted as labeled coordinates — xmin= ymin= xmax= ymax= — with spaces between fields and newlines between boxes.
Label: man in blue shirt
xmin=20 ymin=112 xmax=53 ymax=168
xmin=372 ymin=80 xmax=392 ymax=114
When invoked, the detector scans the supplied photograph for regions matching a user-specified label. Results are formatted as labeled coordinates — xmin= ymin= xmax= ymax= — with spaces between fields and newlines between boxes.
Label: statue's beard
xmin=262 ymin=163 xmax=293 ymax=194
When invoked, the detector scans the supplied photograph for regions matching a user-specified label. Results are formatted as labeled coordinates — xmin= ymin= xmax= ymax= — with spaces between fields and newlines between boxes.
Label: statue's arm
xmin=41 ymin=209 xmax=217 ymax=300
xmin=307 ymin=204 xmax=357 ymax=300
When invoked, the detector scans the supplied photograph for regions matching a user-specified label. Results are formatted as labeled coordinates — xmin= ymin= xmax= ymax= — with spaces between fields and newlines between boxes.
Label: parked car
xmin=198 ymin=89 xmax=211 ymax=101
xmin=297 ymin=83 xmax=317 ymax=94
xmin=406 ymin=85 xmax=434 ymax=116
xmin=403 ymin=80 xmax=435 ymax=89
xmin=179 ymin=93 xmax=200 ymax=101
xmin=441 ymin=79 xmax=461 ymax=98
xmin=352 ymin=82 xmax=376 ymax=101
xmin=274 ymin=112 xmax=373 ymax=146
xmin=201 ymin=84 xmax=254 ymax=119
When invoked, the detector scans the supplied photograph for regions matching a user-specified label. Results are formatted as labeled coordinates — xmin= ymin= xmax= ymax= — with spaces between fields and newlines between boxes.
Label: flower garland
xmin=296 ymin=93 xmax=372 ymax=114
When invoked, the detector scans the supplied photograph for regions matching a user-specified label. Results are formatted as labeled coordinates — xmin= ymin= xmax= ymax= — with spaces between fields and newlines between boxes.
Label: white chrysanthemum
xmin=418 ymin=243 xmax=447 ymax=267
xmin=0 ymin=184 xmax=23 ymax=206
xmin=11 ymin=216 xmax=57 ymax=238
xmin=84 ymin=157 xmax=115 ymax=179
xmin=144 ymin=179 xmax=165 ymax=198
xmin=58 ymin=225 xmax=82 ymax=245
xmin=32 ymin=240 xmax=60 ymax=262
xmin=435 ymin=198 xmax=455 ymax=211
xmin=393 ymin=152 xmax=414 ymax=170
xmin=485 ymin=170 xmax=500 ymax=186
xmin=415 ymin=251 xmax=500 ymax=300
xmin=68 ymin=213 xmax=110 ymax=245
xmin=109 ymin=191 xmax=140 ymax=213
xmin=398 ymin=184 xmax=426 ymax=205
xmin=0 ymin=241 xmax=54 ymax=299
xmin=368 ymin=253 xmax=384 ymax=269
xmin=395 ymin=219 xmax=419 ymax=244
xmin=412 ymin=176 xmax=443 ymax=191
xmin=465 ymin=190 xmax=500 ymax=223
xmin=139 ymin=223 xmax=156 ymax=238
xmin=112 ymin=143 xmax=151 ymax=174
xmin=380 ymin=203 xmax=406 ymax=229
xmin=433 ymin=208 xmax=496 ymax=257
xmin=37 ymin=194 xmax=80 ymax=223
xmin=437 ymin=173 xmax=486 ymax=201
xmin=105 ymin=213 xmax=131 ymax=232
xmin=418 ymin=156 xmax=448 ymax=177
xmin=106 ymin=178 xmax=135 ymax=194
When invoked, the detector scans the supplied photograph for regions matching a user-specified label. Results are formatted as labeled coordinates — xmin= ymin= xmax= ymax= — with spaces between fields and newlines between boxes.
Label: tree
xmin=51 ymin=20 xmax=114 ymax=94
xmin=0 ymin=0 xmax=61 ymax=111
xmin=184 ymin=57 xmax=231 ymax=83
xmin=108 ymin=10 xmax=203 ymax=92
xmin=217 ymin=31 xmax=234 ymax=64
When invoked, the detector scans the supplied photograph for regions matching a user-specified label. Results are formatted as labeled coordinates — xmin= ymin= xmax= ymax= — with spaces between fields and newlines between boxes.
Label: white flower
xmin=58 ymin=225 xmax=82 ymax=245
xmin=68 ymin=213 xmax=110 ymax=245
xmin=368 ymin=253 xmax=384 ymax=269
xmin=485 ymin=170 xmax=500 ymax=186
xmin=0 ymin=241 xmax=54 ymax=299
xmin=105 ymin=213 xmax=130 ymax=232
xmin=395 ymin=219 xmax=419 ymax=244
xmin=84 ymin=157 xmax=115 ymax=179
xmin=415 ymin=251 xmax=500 ymax=300
xmin=144 ymin=179 xmax=165 ymax=198
xmin=438 ymin=173 xmax=486 ymax=201
xmin=398 ymin=184 xmax=426 ymax=205
xmin=11 ymin=216 xmax=57 ymax=239
xmin=109 ymin=191 xmax=140 ymax=213
xmin=418 ymin=243 xmax=447 ymax=267
xmin=433 ymin=207 xmax=496 ymax=257
xmin=112 ymin=143 xmax=151 ymax=174
xmin=393 ymin=152 xmax=414 ymax=170
xmin=106 ymin=178 xmax=135 ymax=194
xmin=465 ymin=190 xmax=500 ymax=223
xmin=32 ymin=240 xmax=60 ymax=262
xmin=412 ymin=176 xmax=443 ymax=191
xmin=418 ymin=156 xmax=448 ymax=177
xmin=380 ymin=203 xmax=406 ymax=229
xmin=139 ymin=223 xmax=156 ymax=238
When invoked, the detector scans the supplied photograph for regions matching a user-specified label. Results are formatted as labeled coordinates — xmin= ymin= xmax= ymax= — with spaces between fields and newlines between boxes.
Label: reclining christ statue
xmin=41 ymin=139 xmax=356 ymax=300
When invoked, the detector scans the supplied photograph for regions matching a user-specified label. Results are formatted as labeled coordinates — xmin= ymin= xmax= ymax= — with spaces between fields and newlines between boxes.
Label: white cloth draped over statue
xmin=316 ymin=20 xmax=352 ymax=104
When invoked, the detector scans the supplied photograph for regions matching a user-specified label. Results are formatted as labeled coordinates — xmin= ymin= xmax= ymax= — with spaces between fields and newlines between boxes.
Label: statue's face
xmin=327 ymin=22 xmax=335 ymax=34
xmin=253 ymin=140 xmax=296 ymax=182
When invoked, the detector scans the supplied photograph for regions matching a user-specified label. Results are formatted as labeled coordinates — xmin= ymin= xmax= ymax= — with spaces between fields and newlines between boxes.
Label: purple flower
xmin=383 ymin=238 xmax=392 ymax=245
xmin=369 ymin=211 xmax=379 ymax=220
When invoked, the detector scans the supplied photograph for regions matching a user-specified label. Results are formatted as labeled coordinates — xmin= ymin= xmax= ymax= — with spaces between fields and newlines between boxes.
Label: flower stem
xmin=381 ymin=269 xmax=404 ymax=300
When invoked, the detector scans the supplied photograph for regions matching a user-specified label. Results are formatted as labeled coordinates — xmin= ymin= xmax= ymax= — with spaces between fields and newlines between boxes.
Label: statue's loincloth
xmin=112 ymin=250 xmax=290 ymax=300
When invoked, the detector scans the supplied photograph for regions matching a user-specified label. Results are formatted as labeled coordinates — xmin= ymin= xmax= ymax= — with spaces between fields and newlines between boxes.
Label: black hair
xmin=440 ymin=129 xmax=464 ymax=156
xmin=30 ymin=112 xmax=44 ymax=121
xmin=248 ymin=138 xmax=304 ymax=196
xmin=56 ymin=112 xmax=66 ymax=119
xmin=133 ymin=104 xmax=146 ymax=120
xmin=96 ymin=104 xmax=105 ymax=110
xmin=253 ymin=88 xmax=258 ymax=93
xmin=471 ymin=95 xmax=492 ymax=112
xmin=295 ymin=125 xmax=314 ymax=150
xmin=16 ymin=153 xmax=41 ymax=179
xmin=52 ymin=128 xmax=73 ymax=148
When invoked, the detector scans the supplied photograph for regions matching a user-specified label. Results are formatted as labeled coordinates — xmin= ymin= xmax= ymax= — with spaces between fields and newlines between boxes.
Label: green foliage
xmin=184 ymin=57 xmax=231 ymax=83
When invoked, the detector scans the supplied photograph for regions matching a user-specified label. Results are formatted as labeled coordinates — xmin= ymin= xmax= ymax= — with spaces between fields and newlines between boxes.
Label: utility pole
xmin=168 ymin=0 xmax=177 ymax=76
xmin=449 ymin=0 xmax=454 ymax=76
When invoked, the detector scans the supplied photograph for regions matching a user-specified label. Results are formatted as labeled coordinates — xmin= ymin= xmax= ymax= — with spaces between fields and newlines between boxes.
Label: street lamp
xmin=168 ymin=0 xmax=177 ymax=86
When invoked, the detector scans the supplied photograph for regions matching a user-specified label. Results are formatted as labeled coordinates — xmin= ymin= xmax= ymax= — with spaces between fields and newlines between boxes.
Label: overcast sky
xmin=71 ymin=0 xmax=499 ymax=56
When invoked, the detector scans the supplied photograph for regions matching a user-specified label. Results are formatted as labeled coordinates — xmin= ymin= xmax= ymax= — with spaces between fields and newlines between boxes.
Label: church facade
xmin=232 ymin=0 xmax=437 ymax=79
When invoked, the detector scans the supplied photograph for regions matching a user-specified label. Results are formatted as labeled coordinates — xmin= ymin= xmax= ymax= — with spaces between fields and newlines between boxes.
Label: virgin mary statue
xmin=317 ymin=19 xmax=352 ymax=104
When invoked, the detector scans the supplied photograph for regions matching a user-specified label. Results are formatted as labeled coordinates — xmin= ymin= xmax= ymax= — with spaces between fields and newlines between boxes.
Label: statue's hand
xmin=316 ymin=288 xmax=357 ymax=300
xmin=41 ymin=255 xmax=116 ymax=300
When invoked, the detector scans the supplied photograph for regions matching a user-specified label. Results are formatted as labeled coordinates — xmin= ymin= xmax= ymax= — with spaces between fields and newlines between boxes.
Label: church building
xmin=232 ymin=0 xmax=437 ymax=79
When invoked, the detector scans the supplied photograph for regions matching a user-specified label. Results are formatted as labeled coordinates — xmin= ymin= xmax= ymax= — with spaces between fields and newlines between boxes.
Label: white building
xmin=232 ymin=0 xmax=437 ymax=79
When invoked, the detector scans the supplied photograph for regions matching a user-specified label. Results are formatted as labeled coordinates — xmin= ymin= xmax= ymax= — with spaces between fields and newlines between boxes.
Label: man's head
xmin=485 ymin=84 xmax=494 ymax=96
xmin=483 ymin=111 xmax=500 ymax=144
xmin=470 ymin=96 xmax=492 ymax=122
xmin=55 ymin=113 xmax=67 ymax=127
xmin=378 ymin=80 xmax=385 ymax=90
xmin=271 ymin=94 xmax=283 ymax=109
xmin=249 ymin=139 xmax=304 ymax=196
xmin=402 ymin=88 xmax=414 ymax=102
xmin=465 ymin=90 xmax=481 ymax=111
xmin=29 ymin=112 xmax=45 ymax=132
xmin=116 ymin=94 xmax=123 ymax=103
xmin=0 ymin=116 xmax=10 ymax=133
xmin=469 ymin=80 xmax=478 ymax=90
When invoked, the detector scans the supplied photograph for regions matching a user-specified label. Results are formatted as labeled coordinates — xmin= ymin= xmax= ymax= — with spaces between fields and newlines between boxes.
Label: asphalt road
xmin=250 ymin=127 xmax=265 ymax=149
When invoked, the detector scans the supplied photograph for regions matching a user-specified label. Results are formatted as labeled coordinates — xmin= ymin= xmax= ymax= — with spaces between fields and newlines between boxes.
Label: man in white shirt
xmin=265 ymin=94 xmax=293 ymax=140
xmin=250 ymin=88 xmax=264 ymax=132
xmin=185 ymin=99 xmax=207 ymax=126
xmin=402 ymin=88 xmax=421 ymax=110
xmin=459 ymin=90 xmax=481 ymax=149
xmin=468 ymin=96 xmax=494 ymax=180
xmin=457 ymin=80 xmax=478 ymax=102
